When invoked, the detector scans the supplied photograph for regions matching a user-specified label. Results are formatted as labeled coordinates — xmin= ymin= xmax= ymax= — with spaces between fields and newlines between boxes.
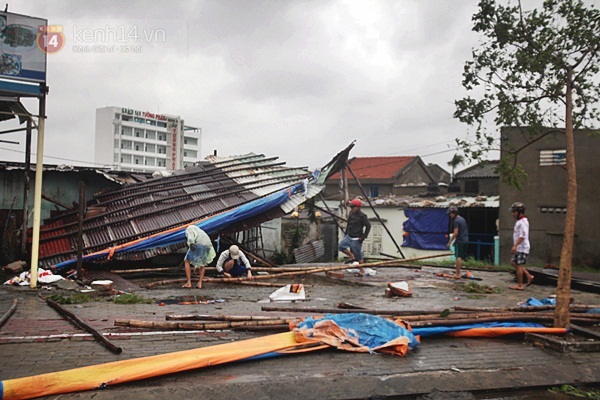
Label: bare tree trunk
xmin=554 ymin=67 xmax=577 ymax=328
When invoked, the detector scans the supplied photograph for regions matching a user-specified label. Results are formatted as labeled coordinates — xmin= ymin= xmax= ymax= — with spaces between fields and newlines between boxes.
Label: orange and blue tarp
xmin=0 ymin=313 xmax=417 ymax=400
xmin=0 ymin=316 xmax=566 ymax=399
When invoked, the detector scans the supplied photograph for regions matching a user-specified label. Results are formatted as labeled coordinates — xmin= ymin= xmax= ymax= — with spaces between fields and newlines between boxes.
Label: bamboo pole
xmin=261 ymin=305 xmax=447 ymax=316
xmin=454 ymin=304 xmax=600 ymax=313
xmin=0 ymin=299 xmax=18 ymax=328
xmin=46 ymin=298 xmax=122 ymax=354
xmin=115 ymin=318 xmax=293 ymax=331
xmin=144 ymin=253 xmax=449 ymax=288
xmin=166 ymin=314 xmax=291 ymax=322
xmin=232 ymin=324 xmax=290 ymax=332
xmin=145 ymin=278 xmax=296 ymax=288
xmin=201 ymin=253 xmax=449 ymax=284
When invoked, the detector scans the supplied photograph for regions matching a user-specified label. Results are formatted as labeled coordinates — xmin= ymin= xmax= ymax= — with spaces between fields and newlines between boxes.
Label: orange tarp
xmin=1 ymin=332 xmax=318 ymax=400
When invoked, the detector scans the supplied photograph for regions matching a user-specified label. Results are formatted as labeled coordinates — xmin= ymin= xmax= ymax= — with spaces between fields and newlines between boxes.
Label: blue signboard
xmin=0 ymin=11 xmax=47 ymax=83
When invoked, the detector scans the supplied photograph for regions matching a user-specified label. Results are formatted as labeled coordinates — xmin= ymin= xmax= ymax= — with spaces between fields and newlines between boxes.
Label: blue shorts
xmin=225 ymin=258 xmax=249 ymax=277
xmin=338 ymin=235 xmax=363 ymax=261
xmin=512 ymin=252 xmax=528 ymax=265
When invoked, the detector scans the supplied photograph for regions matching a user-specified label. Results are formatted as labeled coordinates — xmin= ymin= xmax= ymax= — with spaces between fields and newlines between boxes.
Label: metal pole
xmin=21 ymin=118 xmax=32 ymax=256
xmin=30 ymin=92 xmax=46 ymax=288
xmin=76 ymin=181 xmax=86 ymax=280
xmin=346 ymin=163 xmax=405 ymax=259
xmin=341 ymin=163 xmax=349 ymax=219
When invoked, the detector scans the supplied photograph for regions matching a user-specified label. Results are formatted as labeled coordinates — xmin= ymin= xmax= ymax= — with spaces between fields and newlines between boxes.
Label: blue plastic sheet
xmin=521 ymin=297 xmax=556 ymax=307
xmin=298 ymin=313 xmax=420 ymax=349
xmin=402 ymin=208 xmax=449 ymax=250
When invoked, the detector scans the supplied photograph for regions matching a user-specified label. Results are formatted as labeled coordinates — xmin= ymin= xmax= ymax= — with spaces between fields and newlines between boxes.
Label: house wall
xmin=322 ymin=181 xmax=395 ymax=200
xmin=396 ymin=162 xmax=432 ymax=185
xmin=460 ymin=178 xmax=499 ymax=196
xmin=0 ymin=169 xmax=121 ymax=225
xmin=325 ymin=202 xmax=453 ymax=261
xmin=499 ymin=127 xmax=600 ymax=268
xmin=392 ymin=185 xmax=429 ymax=196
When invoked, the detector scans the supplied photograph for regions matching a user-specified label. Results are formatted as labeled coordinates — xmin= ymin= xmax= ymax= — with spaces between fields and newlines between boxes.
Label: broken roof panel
xmin=37 ymin=152 xmax=337 ymax=271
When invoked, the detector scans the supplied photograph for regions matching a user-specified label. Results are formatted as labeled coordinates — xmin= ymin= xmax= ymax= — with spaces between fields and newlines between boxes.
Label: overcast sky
xmin=2 ymin=1 xmax=510 ymax=172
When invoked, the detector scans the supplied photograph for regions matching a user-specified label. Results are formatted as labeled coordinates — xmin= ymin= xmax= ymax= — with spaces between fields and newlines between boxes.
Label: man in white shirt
xmin=216 ymin=245 xmax=253 ymax=278
xmin=509 ymin=202 xmax=534 ymax=290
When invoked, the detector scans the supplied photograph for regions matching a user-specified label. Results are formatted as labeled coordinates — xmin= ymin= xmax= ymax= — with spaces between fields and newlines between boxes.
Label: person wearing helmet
xmin=338 ymin=198 xmax=371 ymax=276
xmin=216 ymin=245 xmax=253 ymax=279
xmin=509 ymin=202 xmax=534 ymax=290
xmin=183 ymin=225 xmax=216 ymax=289
xmin=447 ymin=206 xmax=469 ymax=279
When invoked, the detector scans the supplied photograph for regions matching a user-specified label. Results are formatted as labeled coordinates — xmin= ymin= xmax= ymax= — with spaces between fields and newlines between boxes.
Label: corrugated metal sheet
xmin=36 ymin=153 xmax=322 ymax=269
xmin=293 ymin=240 xmax=325 ymax=263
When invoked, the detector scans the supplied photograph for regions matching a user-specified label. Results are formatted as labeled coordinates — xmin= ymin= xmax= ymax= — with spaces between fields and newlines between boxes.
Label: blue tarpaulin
xmin=298 ymin=313 xmax=420 ymax=349
xmin=402 ymin=208 xmax=449 ymax=250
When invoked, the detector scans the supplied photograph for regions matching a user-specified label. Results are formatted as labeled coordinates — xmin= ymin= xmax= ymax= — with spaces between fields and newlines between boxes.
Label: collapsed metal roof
xmin=36 ymin=152 xmax=325 ymax=269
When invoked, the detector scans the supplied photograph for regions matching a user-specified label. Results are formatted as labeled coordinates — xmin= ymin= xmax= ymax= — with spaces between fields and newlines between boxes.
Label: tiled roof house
xmin=324 ymin=156 xmax=450 ymax=199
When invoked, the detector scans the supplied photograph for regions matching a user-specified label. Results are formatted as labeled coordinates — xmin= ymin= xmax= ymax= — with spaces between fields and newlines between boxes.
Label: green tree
xmin=447 ymin=153 xmax=465 ymax=182
xmin=454 ymin=0 xmax=600 ymax=327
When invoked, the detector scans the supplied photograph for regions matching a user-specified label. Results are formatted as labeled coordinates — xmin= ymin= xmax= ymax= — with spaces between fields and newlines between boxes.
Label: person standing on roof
xmin=509 ymin=202 xmax=534 ymax=290
xmin=216 ymin=245 xmax=253 ymax=279
xmin=183 ymin=225 xmax=216 ymax=289
xmin=447 ymin=206 xmax=469 ymax=279
xmin=338 ymin=198 xmax=371 ymax=276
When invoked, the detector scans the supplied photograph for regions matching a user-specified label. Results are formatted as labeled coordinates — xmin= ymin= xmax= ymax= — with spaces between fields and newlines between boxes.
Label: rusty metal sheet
xmin=292 ymin=240 xmax=325 ymax=264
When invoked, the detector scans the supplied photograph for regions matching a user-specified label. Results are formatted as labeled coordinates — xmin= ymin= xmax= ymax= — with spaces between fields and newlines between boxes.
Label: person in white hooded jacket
xmin=216 ymin=245 xmax=252 ymax=278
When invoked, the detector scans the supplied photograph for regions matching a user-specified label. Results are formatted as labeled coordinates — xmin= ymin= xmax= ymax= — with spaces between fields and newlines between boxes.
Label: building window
xmin=135 ymin=143 xmax=141 ymax=151
xmin=157 ymin=159 xmax=165 ymax=167
xmin=145 ymin=157 xmax=156 ymax=166
xmin=146 ymin=130 xmax=156 ymax=140
xmin=158 ymin=133 xmax=167 ymax=141
xmin=133 ymin=117 xmax=145 ymax=124
xmin=157 ymin=145 xmax=166 ymax=154
xmin=146 ymin=119 xmax=156 ymax=126
xmin=121 ymin=154 xmax=132 ymax=164
xmin=134 ymin=156 xmax=142 ymax=165
xmin=122 ymin=115 xmax=131 ymax=122
xmin=122 ymin=126 xmax=132 ymax=136
xmin=114 ymin=138 xmax=120 ymax=149
xmin=369 ymin=185 xmax=379 ymax=198
xmin=121 ymin=140 xmax=132 ymax=150
xmin=134 ymin=129 xmax=144 ymax=138
xmin=465 ymin=180 xmax=479 ymax=194
xmin=184 ymin=137 xmax=198 ymax=146
xmin=540 ymin=149 xmax=566 ymax=166
xmin=540 ymin=206 xmax=567 ymax=213
xmin=145 ymin=143 xmax=156 ymax=153
xmin=157 ymin=121 xmax=167 ymax=128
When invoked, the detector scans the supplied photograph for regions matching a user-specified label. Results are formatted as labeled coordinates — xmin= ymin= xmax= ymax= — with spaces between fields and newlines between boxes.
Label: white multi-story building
xmin=95 ymin=106 xmax=202 ymax=172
